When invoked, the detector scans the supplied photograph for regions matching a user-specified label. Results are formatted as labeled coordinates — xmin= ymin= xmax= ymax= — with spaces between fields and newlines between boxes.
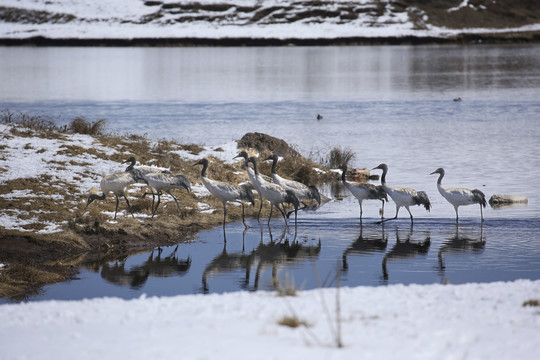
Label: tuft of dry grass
xmin=523 ymin=299 xmax=540 ymax=307
xmin=325 ymin=146 xmax=356 ymax=168
xmin=277 ymin=315 xmax=310 ymax=328
xmin=69 ymin=117 xmax=106 ymax=135
xmin=275 ymin=272 xmax=298 ymax=297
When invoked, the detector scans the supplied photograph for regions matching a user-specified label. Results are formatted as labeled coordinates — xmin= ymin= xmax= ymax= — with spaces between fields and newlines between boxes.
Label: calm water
xmin=1 ymin=44 xmax=539 ymax=302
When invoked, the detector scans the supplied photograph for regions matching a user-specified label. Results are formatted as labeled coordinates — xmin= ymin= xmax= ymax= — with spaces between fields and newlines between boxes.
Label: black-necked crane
xmin=141 ymin=171 xmax=191 ymax=218
xmin=372 ymin=163 xmax=431 ymax=223
xmin=430 ymin=167 xmax=486 ymax=222
xmin=338 ymin=163 xmax=388 ymax=221
xmin=247 ymin=156 xmax=300 ymax=226
xmin=193 ymin=158 xmax=254 ymax=229
xmin=124 ymin=156 xmax=166 ymax=176
xmin=234 ymin=151 xmax=272 ymax=220
xmin=124 ymin=156 xmax=171 ymax=213
xmin=85 ymin=167 xmax=145 ymax=220
xmin=263 ymin=153 xmax=321 ymax=208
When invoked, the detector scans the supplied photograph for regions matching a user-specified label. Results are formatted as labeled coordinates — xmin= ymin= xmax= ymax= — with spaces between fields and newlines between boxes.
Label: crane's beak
xmin=429 ymin=170 xmax=437 ymax=175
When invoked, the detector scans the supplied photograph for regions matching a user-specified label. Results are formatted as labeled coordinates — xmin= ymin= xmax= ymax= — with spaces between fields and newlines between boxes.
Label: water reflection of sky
xmin=14 ymin=213 xmax=539 ymax=303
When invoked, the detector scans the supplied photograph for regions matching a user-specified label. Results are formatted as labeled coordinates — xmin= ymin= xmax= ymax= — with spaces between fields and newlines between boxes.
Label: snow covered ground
xmin=1 ymin=280 xmax=539 ymax=359
xmin=1 ymin=0 xmax=539 ymax=40
xmin=0 ymin=123 xmax=242 ymax=233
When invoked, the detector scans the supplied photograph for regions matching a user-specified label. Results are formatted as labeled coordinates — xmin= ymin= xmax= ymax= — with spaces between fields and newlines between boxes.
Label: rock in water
xmin=489 ymin=194 xmax=528 ymax=208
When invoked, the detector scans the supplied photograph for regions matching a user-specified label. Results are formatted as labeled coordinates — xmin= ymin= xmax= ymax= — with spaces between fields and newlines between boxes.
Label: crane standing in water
xmin=193 ymin=158 xmax=254 ymax=229
xmin=338 ymin=163 xmax=387 ymax=221
xmin=430 ymin=167 xmax=486 ymax=222
xmin=372 ymin=163 xmax=431 ymax=223
xmin=264 ymin=153 xmax=321 ymax=209
xmin=234 ymin=151 xmax=272 ymax=221
xmin=247 ymin=157 xmax=300 ymax=227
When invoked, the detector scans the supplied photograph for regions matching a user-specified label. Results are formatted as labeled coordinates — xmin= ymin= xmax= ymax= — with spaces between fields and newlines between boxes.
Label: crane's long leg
xmin=378 ymin=204 xmax=399 ymax=224
xmin=142 ymin=188 xmax=157 ymax=215
xmin=241 ymin=203 xmax=249 ymax=229
xmin=480 ymin=204 xmax=484 ymax=222
xmin=166 ymin=190 xmax=184 ymax=219
xmin=267 ymin=204 xmax=274 ymax=225
xmin=123 ymin=194 xmax=135 ymax=219
xmin=222 ymin=202 xmax=227 ymax=228
xmin=114 ymin=195 xmax=120 ymax=220
xmin=380 ymin=199 xmax=385 ymax=221
xmin=454 ymin=206 xmax=459 ymax=223
xmin=358 ymin=200 xmax=363 ymax=221
xmin=152 ymin=193 xmax=162 ymax=218
xmin=257 ymin=194 xmax=264 ymax=221
xmin=278 ymin=204 xmax=288 ymax=225
xmin=406 ymin=207 xmax=414 ymax=223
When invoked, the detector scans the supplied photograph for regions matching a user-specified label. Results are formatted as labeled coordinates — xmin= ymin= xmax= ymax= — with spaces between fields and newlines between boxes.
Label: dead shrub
xmin=278 ymin=315 xmax=310 ymax=328
xmin=69 ymin=117 xmax=106 ymax=135
xmin=325 ymin=146 xmax=356 ymax=168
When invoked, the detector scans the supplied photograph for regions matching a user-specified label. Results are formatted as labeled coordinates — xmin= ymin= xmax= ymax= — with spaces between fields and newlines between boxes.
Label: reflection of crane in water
xmin=202 ymin=226 xmax=321 ymax=293
xmin=100 ymin=246 xmax=191 ymax=289
xmin=438 ymin=224 xmax=485 ymax=272
xmin=342 ymin=224 xmax=388 ymax=272
xmin=382 ymin=226 xmax=431 ymax=281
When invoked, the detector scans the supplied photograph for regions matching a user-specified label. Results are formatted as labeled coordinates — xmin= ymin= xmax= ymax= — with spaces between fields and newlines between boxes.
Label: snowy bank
xmin=1 ymin=0 xmax=540 ymax=43
xmin=1 ymin=280 xmax=540 ymax=359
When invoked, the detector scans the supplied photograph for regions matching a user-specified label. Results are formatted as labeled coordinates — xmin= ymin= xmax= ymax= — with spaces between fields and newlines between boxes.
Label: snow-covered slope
xmin=1 ymin=0 xmax=539 ymax=41
xmin=1 ymin=280 xmax=540 ymax=359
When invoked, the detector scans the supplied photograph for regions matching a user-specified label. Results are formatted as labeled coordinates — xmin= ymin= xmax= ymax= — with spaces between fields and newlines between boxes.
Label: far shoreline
xmin=1 ymin=31 xmax=540 ymax=47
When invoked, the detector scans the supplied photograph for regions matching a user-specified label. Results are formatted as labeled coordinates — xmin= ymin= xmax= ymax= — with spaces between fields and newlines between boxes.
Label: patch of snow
xmin=197 ymin=202 xmax=214 ymax=214
xmin=0 ymin=213 xmax=38 ymax=231
xmin=36 ymin=222 xmax=64 ymax=234
xmin=0 ymin=280 xmax=539 ymax=359
xmin=1 ymin=0 xmax=539 ymax=40
xmin=0 ymin=189 xmax=64 ymax=201
xmin=448 ymin=0 xmax=469 ymax=13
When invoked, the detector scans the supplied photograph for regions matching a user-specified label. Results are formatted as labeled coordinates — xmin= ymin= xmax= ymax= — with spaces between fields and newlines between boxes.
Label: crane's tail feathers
xmin=415 ymin=191 xmax=432 ymax=211
xmin=285 ymin=190 xmax=300 ymax=209
xmin=472 ymin=189 xmax=487 ymax=208
xmin=240 ymin=184 xmax=255 ymax=205
xmin=308 ymin=185 xmax=321 ymax=205
xmin=376 ymin=186 xmax=389 ymax=202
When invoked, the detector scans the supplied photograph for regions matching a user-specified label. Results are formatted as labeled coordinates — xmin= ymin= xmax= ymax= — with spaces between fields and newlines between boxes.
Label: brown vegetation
xmin=0 ymin=113 xmax=342 ymax=301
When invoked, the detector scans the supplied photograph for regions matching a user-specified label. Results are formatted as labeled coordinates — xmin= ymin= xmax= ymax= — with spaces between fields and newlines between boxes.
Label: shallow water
xmin=1 ymin=44 xmax=539 ymax=302
xmin=20 ymin=214 xmax=540 ymax=302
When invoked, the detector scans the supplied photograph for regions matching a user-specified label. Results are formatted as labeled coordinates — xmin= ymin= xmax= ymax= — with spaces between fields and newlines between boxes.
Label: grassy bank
xmin=0 ymin=111 xmax=341 ymax=300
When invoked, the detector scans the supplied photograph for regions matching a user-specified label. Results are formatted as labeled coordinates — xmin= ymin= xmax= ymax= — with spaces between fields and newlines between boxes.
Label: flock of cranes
xmin=85 ymin=154 xmax=487 ymax=226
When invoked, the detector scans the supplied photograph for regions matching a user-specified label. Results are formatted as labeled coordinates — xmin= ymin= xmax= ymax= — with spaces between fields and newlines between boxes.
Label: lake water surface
xmin=1 ymin=44 xmax=539 ymax=302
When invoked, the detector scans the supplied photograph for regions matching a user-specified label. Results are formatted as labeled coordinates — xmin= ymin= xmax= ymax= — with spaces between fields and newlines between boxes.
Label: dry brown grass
xmin=0 ymin=263 xmax=66 ymax=301
xmin=523 ymin=299 xmax=540 ymax=307
xmin=69 ymin=117 xmax=106 ymax=135
xmin=278 ymin=315 xmax=310 ymax=328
